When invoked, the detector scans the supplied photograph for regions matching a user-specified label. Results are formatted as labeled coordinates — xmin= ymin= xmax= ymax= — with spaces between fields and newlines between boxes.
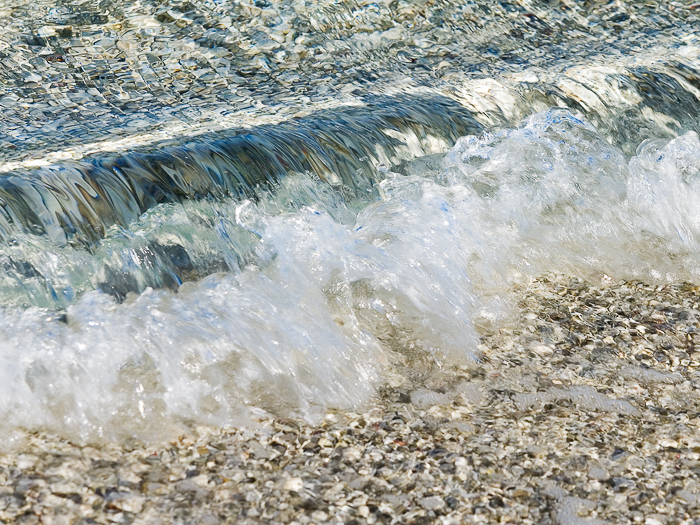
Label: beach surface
xmin=1 ymin=275 xmax=699 ymax=525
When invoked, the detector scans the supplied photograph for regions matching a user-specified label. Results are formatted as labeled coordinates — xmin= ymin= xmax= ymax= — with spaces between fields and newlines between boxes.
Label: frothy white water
xmin=441 ymin=109 xmax=700 ymax=283
xmin=3 ymin=108 xmax=700 ymax=443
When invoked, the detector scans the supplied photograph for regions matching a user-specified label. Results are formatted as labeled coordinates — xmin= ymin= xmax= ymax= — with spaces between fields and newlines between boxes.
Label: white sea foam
xmin=2 ymin=108 xmax=700 ymax=442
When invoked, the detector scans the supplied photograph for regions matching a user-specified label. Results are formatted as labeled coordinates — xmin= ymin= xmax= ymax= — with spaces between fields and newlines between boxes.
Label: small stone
xmin=284 ymin=477 xmax=303 ymax=491
xmin=529 ymin=343 xmax=555 ymax=355
xmin=419 ymin=496 xmax=445 ymax=511
xmin=0 ymin=96 xmax=18 ymax=108
xmin=24 ymin=73 xmax=43 ymax=83
xmin=37 ymin=26 xmax=57 ymax=37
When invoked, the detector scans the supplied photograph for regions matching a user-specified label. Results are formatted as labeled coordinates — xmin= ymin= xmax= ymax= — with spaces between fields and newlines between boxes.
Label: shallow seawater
xmin=2 ymin=0 xmax=700 ymax=443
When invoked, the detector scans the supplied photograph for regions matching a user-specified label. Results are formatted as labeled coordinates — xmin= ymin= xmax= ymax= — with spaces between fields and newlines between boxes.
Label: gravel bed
xmin=1 ymin=275 xmax=700 ymax=524
xmin=2 ymin=0 xmax=700 ymax=168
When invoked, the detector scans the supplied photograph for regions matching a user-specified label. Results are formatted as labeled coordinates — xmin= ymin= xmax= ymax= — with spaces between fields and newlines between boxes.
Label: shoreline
xmin=1 ymin=276 xmax=699 ymax=524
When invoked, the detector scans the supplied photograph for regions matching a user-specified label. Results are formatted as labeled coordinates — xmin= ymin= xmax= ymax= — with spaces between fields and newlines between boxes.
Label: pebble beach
xmin=2 ymin=275 xmax=699 ymax=525
xmin=3 ymin=1 xmax=700 ymax=524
